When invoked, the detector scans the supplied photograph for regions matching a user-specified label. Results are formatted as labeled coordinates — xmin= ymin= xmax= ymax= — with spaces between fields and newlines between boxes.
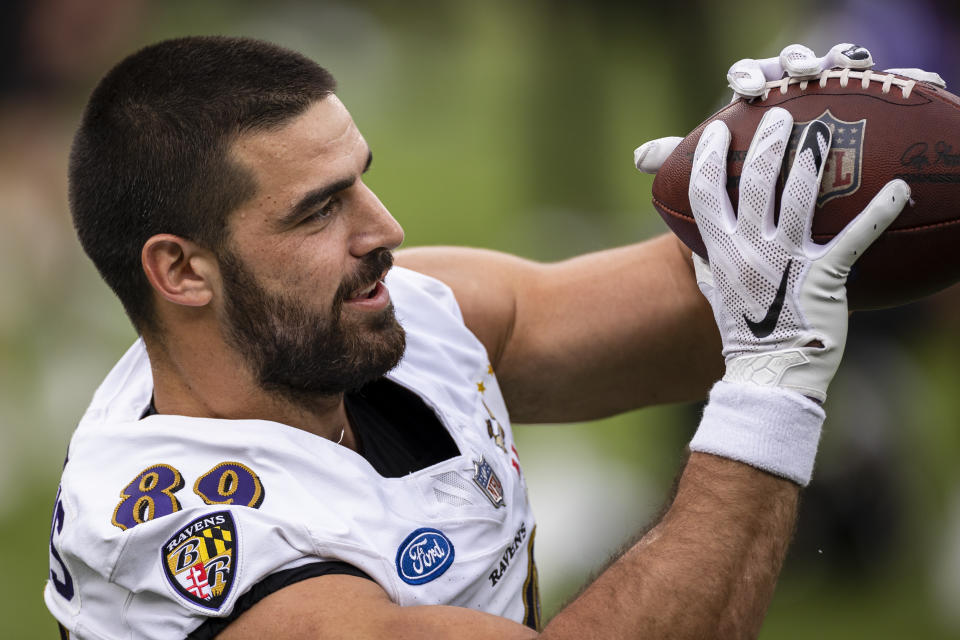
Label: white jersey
xmin=46 ymin=267 xmax=539 ymax=639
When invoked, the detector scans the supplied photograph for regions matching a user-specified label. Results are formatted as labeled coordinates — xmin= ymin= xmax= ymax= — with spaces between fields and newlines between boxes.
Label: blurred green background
xmin=3 ymin=0 xmax=960 ymax=637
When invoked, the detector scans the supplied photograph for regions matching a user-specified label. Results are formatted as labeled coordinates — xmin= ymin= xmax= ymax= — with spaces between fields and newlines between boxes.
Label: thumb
xmin=822 ymin=179 xmax=910 ymax=272
xmin=634 ymin=136 xmax=683 ymax=174
xmin=693 ymin=252 xmax=716 ymax=299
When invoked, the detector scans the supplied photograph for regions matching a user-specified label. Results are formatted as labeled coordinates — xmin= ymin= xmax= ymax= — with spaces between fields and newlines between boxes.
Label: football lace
xmin=761 ymin=69 xmax=918 ymax=100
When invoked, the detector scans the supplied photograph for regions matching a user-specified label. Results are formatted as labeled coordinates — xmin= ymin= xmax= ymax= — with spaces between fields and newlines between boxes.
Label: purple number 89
xmin=111 ymin=461 xmax=264 ymax=531
xmin=193 ymin=462 xmax=265 ymax=508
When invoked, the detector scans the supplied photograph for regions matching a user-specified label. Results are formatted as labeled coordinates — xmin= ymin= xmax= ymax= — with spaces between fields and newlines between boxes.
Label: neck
xmin=143 ymin=326 xmax=358 ymax=450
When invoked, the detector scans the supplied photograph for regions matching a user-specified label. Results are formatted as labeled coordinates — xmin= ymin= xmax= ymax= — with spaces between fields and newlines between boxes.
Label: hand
xmin=689 ymin=107 xmax=910 ymax=402
xmin=728 ymin=43 xmax=873 ymax=98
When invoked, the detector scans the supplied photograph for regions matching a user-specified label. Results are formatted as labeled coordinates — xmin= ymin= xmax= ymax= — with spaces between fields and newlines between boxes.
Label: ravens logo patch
xmin=161 ymin=511 xmax=237 ymax=611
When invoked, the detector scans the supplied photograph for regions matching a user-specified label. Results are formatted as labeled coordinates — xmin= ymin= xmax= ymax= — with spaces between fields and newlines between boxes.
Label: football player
xmin=47 ymin=39 xmax=906 ymax=639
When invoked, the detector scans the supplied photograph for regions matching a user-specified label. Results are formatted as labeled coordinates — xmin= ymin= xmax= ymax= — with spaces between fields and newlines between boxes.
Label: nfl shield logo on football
xmin=473 ymin=456 xmax=505 ymax=508
xmin=785 ymin=109 xmax=865 ymax=206
xmin=161 ymin=510 xmax=238 ymax=611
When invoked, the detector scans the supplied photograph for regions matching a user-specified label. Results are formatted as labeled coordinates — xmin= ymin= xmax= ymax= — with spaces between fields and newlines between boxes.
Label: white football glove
xmin=690 ymin=107 xmax=910 ymax=402
xmin=728 ymin=43 xmax=874 ymax=98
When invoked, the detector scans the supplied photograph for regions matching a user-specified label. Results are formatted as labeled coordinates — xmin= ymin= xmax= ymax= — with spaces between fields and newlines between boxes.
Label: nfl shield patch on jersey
xmin=162 ymin=511 xmax=238 ymax=611
xmin=472 ymin=456 xmax=505 ymax=508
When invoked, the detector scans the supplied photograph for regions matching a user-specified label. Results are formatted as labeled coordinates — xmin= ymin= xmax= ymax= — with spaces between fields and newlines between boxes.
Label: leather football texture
xmin=652 ymin=69 xmax=960 ymax=309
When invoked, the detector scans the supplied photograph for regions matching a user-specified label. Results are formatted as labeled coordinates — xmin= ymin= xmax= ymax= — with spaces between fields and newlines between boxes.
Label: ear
xmin=141 ymin=234 xmax=218 ymax=307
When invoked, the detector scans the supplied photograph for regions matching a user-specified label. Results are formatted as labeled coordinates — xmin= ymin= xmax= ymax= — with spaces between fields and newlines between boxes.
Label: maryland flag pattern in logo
xmin=162 ymin=511 xmax=237 ymax=611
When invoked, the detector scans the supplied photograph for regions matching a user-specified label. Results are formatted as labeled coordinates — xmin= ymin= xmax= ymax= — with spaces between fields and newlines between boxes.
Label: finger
xmin=634 ymin=136 xmax=683 ymax=174
xmin=727 ymin=56 xmax=786 ymax=97
xmin=779 ymin=44 xmax=820 ymax=77
xmin=779 ymin=120 xmax=832 ymax=254
xmin=824 ymin=43 xmax=873 ymax=70
xmin=780 ymin=43 xmax=873 ymax=79
xmin=883 ymin=68 xmax=947 ymax=88
xmin=738 ymin=107 xmax=793 ymax=237
xmin=823 ymin=179 xmax=911 ymax=272
xmin=689 ymin=120 xmax=736 ymax=233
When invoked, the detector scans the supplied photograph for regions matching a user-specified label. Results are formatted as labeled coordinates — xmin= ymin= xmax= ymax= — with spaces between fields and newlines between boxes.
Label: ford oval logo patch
xmin=396 ymin=528 xmax=455 ymax=585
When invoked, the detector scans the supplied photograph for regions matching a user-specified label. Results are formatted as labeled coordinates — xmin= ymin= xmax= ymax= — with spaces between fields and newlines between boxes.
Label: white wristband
xmin=689 ymin=380 xmax=826 ymax=486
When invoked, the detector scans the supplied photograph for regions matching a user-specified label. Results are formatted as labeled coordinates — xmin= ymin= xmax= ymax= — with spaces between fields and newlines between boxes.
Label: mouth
xmin=345 ymin=269 xmax=391 ymax=304
xmin=352 ymin=281 xmax=380 ymax=300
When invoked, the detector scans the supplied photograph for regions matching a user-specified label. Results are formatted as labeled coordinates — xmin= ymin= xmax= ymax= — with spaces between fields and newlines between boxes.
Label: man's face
xmin=219 ymin=96 xmax=406 ymax=400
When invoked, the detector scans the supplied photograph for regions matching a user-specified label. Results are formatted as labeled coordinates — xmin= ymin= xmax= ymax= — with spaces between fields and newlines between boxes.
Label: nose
xmin=350 ymin=182 xmax=404 ymax=256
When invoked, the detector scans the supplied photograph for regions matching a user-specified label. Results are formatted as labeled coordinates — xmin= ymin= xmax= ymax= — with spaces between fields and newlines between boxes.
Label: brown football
xmin=652 ymin=69 xmax=960 ymax=310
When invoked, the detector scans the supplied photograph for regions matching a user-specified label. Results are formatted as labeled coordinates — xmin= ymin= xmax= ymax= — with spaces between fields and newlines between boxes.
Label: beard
xmin=218 ymin=247 xmax=406 ymax=403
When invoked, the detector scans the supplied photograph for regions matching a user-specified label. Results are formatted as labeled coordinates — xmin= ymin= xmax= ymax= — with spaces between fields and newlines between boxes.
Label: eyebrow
xmin=277 ymin=150 xmax=373 ymax=228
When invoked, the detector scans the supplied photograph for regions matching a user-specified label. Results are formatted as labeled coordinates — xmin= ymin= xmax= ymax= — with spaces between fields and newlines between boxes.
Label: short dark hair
xmin=69 ymin=36 xmax=336 ymax=332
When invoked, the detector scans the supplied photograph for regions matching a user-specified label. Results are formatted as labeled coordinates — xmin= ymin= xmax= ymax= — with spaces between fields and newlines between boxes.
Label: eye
xmin=306 ymin=196 xmax=342 ymax=223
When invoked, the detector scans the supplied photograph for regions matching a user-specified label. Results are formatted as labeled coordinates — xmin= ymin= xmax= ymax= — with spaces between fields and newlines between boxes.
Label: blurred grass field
xmin=3 ymin=1 xmax=960 ymax=637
